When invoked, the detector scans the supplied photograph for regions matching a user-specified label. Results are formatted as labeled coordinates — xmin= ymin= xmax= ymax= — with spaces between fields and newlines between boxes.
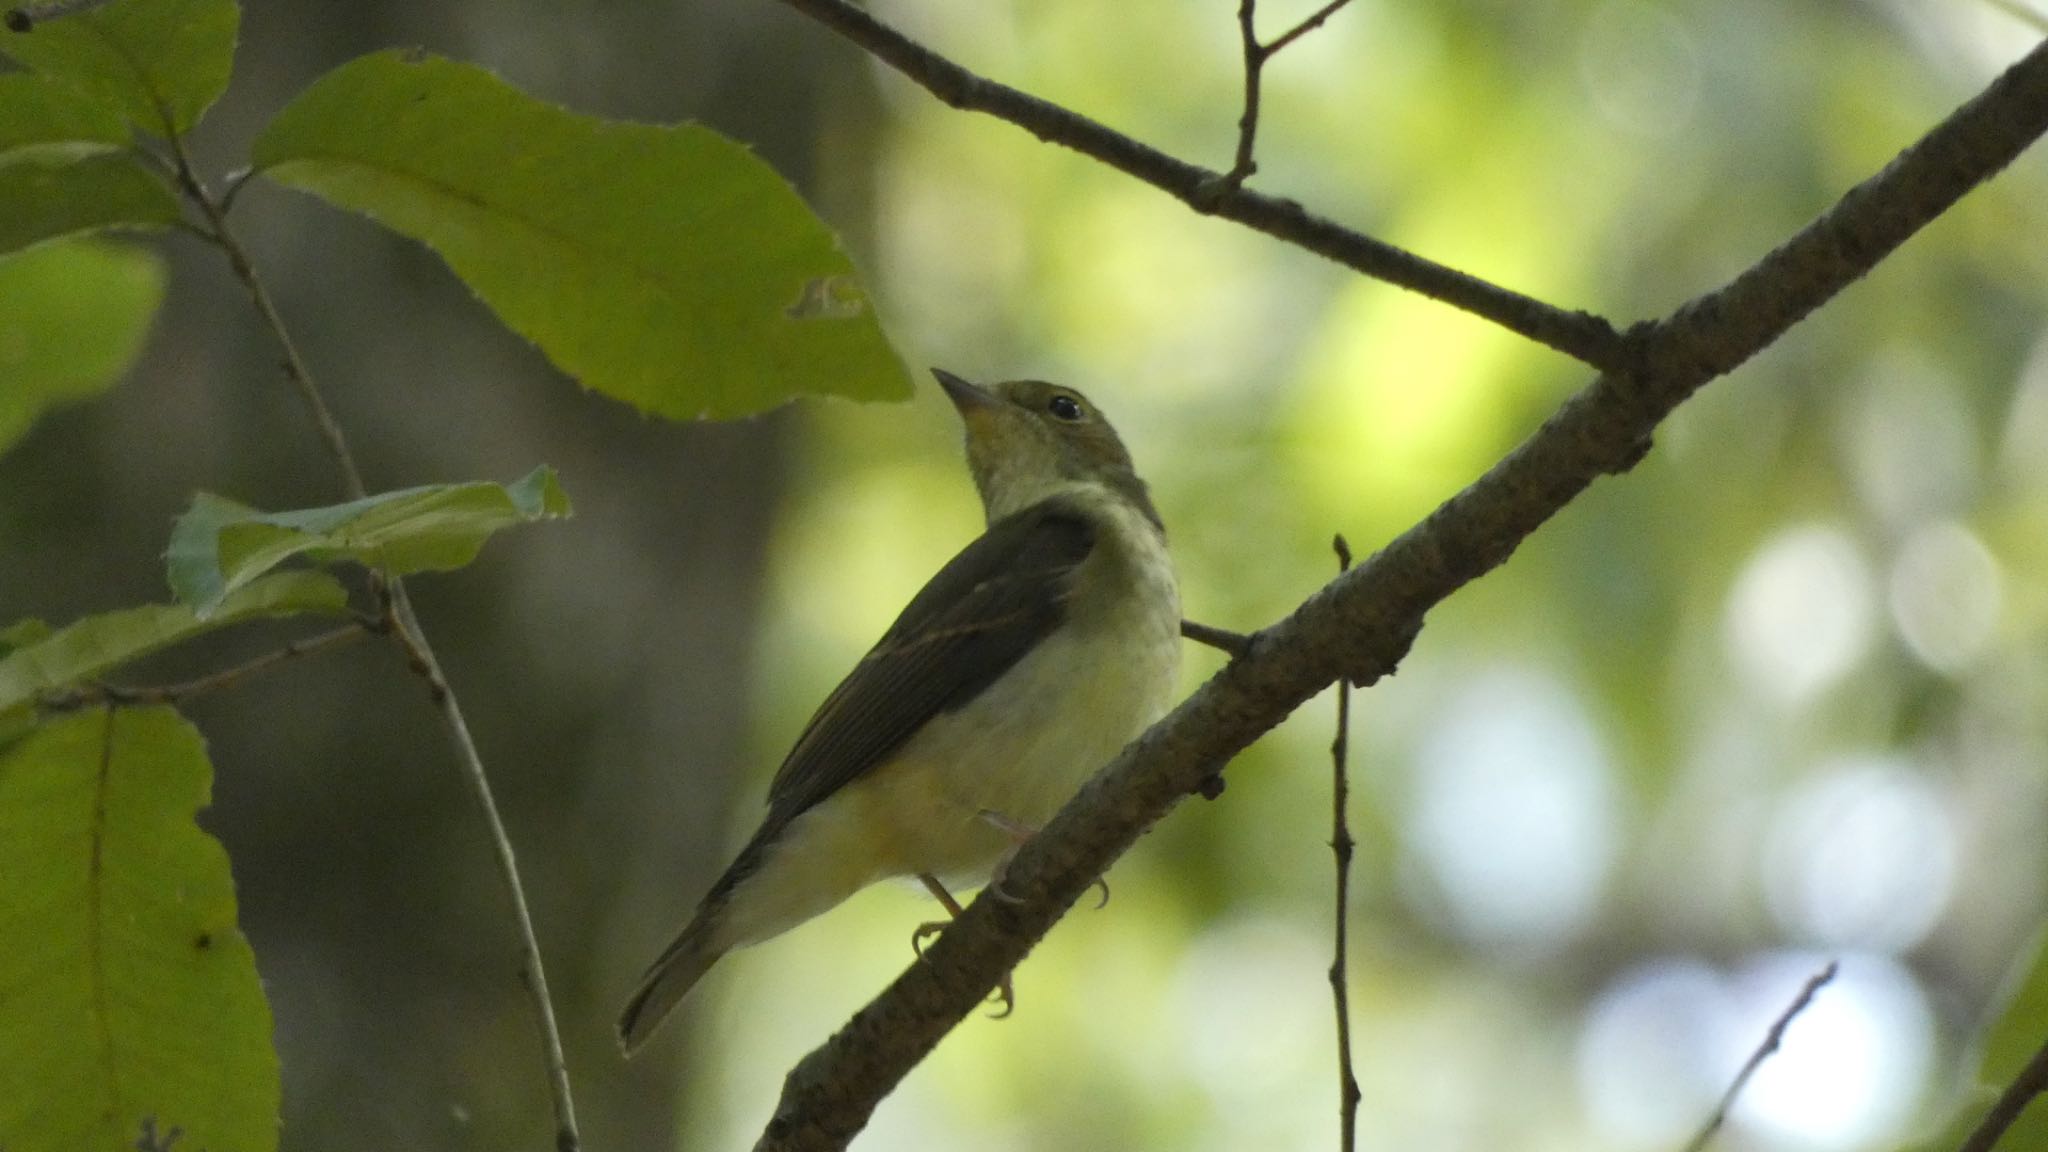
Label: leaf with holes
xmin=0 ymin=0 xmax=239 ymax=137
xmin=0 ymin=707 xmax=279 ymax=1152
xmin=251 ymin=49 xmax=909 ymax=419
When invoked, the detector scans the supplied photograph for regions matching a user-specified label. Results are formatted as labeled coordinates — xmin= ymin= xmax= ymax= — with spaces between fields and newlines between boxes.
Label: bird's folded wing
xmin=757 ymin=498 xmax=1097 ymax=834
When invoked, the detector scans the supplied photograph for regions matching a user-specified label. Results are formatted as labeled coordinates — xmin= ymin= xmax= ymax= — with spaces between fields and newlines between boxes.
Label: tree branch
xmin=772 ymin=0 xmax=1622 ymax=371
xmin=752 ymin=33 xmax=2048 ymax=1152
xmin=167 ymin=136 xmax=584 ymax=1152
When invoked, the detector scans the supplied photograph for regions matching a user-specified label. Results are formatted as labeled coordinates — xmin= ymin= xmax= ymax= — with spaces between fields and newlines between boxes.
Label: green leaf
xmin=0 ymin=618 xmax=53 ymax=656
xmin=250 ymin=49 xmax=910 ymax=419
xmin=0 ymin=707 xmax=279 ymax=1152
xmin=167 ymin=466 xmax=572 ymax=615
xmin=1909 ymin=929 xmax=2048 ymax=1152
xmin=0 ymin=570 xmax=349 ymax=740
xmin=0 ymin=238 xmax=167 ymax=457
xmin=0 ymin=72 xmax=131 ymax=156
xmin=1981 ymin=928 xmax=2048 ymax=1085
xmin=0 ymin=0 xmax=240 ymax=137
xmin=0 ymin=151 xmax=181 ymax=256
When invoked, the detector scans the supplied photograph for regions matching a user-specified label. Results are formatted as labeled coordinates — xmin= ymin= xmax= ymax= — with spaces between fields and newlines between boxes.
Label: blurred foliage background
xmin=4 ymin=1 xmax=2047 ymax=1150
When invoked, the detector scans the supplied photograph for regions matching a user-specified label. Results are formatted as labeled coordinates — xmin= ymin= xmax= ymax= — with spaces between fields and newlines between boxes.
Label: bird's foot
xmin=912 ymin=872 xmax=1017 ymax=1017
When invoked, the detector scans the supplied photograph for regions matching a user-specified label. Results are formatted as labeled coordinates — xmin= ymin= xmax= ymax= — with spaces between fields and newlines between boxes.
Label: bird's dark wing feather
xmin=755 ymin=499 xmax=1096 ymax=837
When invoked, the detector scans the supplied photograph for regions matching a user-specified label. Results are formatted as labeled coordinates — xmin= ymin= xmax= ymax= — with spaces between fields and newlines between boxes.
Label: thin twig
xmin=773 ymin=0 xmax=1622 ymax=371
xmin=2 ymin=0 xmax=116 ymax=32
xmin=1328 ymin=534 xmax=1360 ymax=1152
xmin=1265 ymin=0 xmax=1360 ymax=57
xmin=1222 ymin=0 xmax=1361 ymax=185
xmin=753 ymin=34 xmax=2048 ymax=1152
xmin=384 ymin=581 xmax=581 ymax=1152
xmin=168 ymin=144 xmax=370 ymax=503
xmin=1226 ymin=0 xmax=1263 ymax=182
xmin=1957 ymin=1033 xmax=2048 ymax=1152
xmin=35 ymin=624 xmax=373 ymax=713
xmin=1182 ymin=619 xmax=1254 ymax=657
xmin=1681 ymin=961 xmax=1839 ymax=1152
xmin=165 ymin=134 xmax=583 ymax=1152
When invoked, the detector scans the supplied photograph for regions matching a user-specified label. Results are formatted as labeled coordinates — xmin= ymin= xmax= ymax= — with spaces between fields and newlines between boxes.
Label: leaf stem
xmin=166 ymin=131 xmax=583 ymax=1152
xmin=35 ymin=623 xmax=373 ymax=713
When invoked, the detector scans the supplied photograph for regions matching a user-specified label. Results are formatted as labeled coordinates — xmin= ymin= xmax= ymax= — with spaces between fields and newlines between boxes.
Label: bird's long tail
xmin=617 ymin=914 xmax=727 ymax=1055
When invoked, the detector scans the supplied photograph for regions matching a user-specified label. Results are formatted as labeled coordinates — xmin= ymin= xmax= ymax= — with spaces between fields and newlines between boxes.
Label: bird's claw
xmin=912 ymin=920 xmax=949 ymax=958
xmin=986 ymin=975 xmax=1016 ymax=1018
xmin=913 ymin=916 xmax=1017 ymax=1017
xmin=1090 ymin=877 xmax=1111 ymax=909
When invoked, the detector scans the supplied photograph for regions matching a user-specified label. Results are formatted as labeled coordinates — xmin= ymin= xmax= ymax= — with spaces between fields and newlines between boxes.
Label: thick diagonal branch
xmin=774 ymin=0 xmax=1622 ymax=370
xmin=753 ymin=34 xmax=2048 ymax=1152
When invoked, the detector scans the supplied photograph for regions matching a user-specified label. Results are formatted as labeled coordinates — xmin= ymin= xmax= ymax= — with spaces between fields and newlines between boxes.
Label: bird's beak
xmin=932 ymin=368 xmax=999 ymax=415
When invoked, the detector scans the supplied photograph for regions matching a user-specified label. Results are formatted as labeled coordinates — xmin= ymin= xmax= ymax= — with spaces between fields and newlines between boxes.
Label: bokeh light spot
xmin=1578 ymin=959 xmax=1729 ymax=1147
xmin=1765 ymin=758 xmax=1956 ymax=953
xmin=1725 ymin=525 xmax=1876 ymax=704
xmin=1577 ymin=1 xmax=1702 ymax=139
xmin=1403 ymin=667 xmax=1619 ymax=954
xmin=1888 ymin=520 xmax=2002 ymax=674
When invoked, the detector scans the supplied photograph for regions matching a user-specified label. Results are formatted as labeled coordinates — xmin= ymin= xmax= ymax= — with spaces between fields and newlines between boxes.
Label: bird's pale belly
xmin=858 ymin=603 xmax=1180 ymax=887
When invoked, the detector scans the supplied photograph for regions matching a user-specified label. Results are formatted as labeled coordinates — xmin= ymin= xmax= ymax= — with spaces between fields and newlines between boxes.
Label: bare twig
xmin=1681 ymin=961 xmax=1838 ymax=1152
xmin=1182 ymin=619 xmax=1254 ymax=657
xmin=165 ymin=135 xmax=583 ymax=1152
xmin=1327 ymin=534 xmax=1360 ymax=1152
xmin=36 ymin=624 xmax=373 ymax=713
xmin=2 ymin=0 xmax=116 ymax=32
xmin=1222 ymin=0 xmax=1361 ymax=185
xmin=1225 ymin=1 xmax=1264 ymax=183
xmin=773 ymin=0 xmax=1622 ymax=371
xmin=752 ymin=33 xmax=2048 ymax=1152
xmin=168 ymin=145 xmax=368 ymax=503
xmin=1956 ymin=1033 xmax=2048 ymax=1152
xmin=1265 ymin=0 xmax=1359 ymax=57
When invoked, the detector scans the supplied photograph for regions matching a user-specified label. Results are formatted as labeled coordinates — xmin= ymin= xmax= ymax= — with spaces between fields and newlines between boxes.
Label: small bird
xmin=617 ymin=368 xmax=1182 ymax=1054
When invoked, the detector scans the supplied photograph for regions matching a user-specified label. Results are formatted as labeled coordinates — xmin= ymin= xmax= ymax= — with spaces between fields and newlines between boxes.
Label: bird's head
xmin=932 ymin=368 xmax=1161 ymax=528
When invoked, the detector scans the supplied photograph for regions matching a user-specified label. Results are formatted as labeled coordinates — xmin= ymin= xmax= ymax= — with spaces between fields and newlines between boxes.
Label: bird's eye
xmin=1048 ymin=394 xmax=1084 ymax=421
